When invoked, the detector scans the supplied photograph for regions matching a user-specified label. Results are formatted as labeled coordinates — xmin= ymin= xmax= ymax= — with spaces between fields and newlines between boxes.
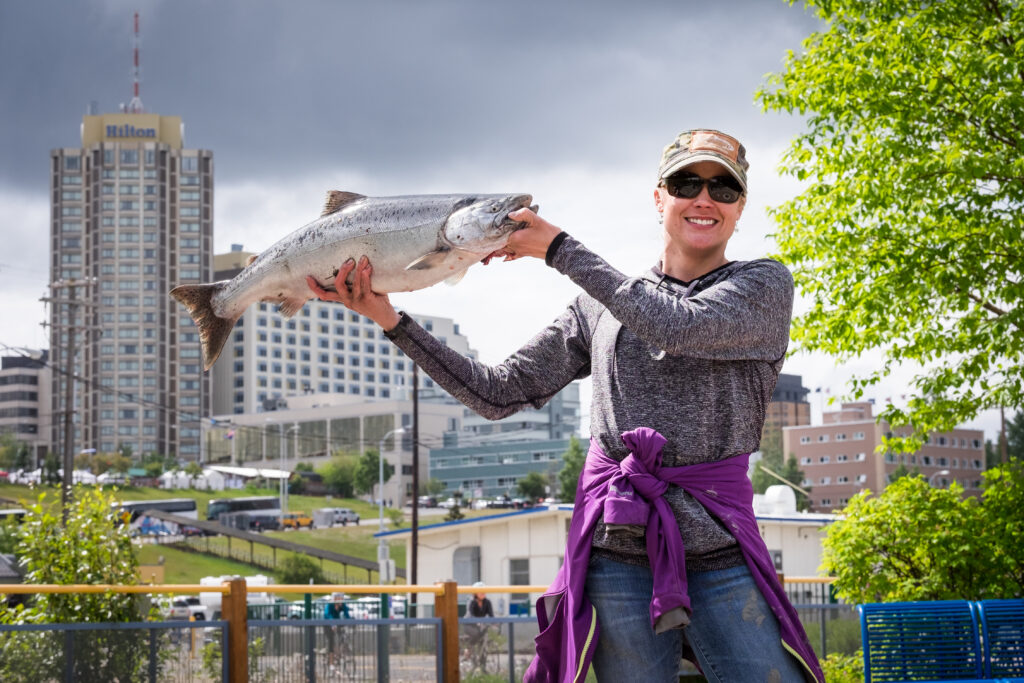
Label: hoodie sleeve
xmin=384 ymin=295 xmax=596 ymax=420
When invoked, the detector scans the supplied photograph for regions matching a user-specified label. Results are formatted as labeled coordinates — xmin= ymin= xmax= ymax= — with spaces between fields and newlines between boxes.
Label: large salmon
xmin=170 ymin=190 xmax=534 ymax=370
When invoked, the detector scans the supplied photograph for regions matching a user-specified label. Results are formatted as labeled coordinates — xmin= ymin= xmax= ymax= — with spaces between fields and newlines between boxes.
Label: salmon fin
xmin=169 ymin=282 xmax=240 ymax=372
xmin=321 ymin=191 xmax=366 ymax=216
xmin=246 ymin=254 xmax=258 ymax=266
xmin=443 ymin=269 xmax=467 ymax=286
xmin=277 ymin=296 xmax=308 ymax=318
xmin=405 ymin=248 xmax=450 ymax=271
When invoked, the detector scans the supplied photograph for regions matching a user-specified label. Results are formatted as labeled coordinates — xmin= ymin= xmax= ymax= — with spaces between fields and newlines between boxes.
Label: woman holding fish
xmin=308 ymin=129 xmax=824 ymax=683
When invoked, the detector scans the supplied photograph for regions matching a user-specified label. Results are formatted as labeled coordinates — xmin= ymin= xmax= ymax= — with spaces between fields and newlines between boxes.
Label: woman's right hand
xmin=306 ymin=256 xmax=401 ymax=331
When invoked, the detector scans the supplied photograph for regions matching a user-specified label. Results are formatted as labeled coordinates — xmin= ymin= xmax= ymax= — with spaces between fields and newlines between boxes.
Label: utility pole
xmin=411 ymin=363 xmax=420 ymax=615
xmin=42 ymin=278 xmax=97 ymax=519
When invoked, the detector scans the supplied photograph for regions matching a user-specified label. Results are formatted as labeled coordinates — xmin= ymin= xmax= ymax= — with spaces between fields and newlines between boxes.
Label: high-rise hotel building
xmin=49 ymin=112 xmax=212 ymax=460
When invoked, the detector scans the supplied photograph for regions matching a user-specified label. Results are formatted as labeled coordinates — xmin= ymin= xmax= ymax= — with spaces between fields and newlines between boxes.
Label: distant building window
xmin=853 ymin=431 xmax=865 ymax=440
xmin=818 ymin=434 xmax=830 ymax=443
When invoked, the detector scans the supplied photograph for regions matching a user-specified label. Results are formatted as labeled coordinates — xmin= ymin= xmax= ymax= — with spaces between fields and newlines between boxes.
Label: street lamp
xmin=928 ymin=469 xmax=951 ymax=487
xmin=377 ymin=428 xmax=406 ymax=535
xmin=375 ymin=426 xmax=405 ymax=683
xmin=282 ymin=424 xmax=299 ymax=516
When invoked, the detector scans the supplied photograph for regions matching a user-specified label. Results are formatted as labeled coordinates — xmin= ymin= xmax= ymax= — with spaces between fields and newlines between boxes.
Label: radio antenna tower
xmin=126 ymin=12 xmax=144 ymax=113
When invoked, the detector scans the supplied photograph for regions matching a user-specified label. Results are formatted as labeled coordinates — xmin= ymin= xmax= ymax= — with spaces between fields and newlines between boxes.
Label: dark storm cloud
xmin=0 ymin=0 xmax=820 ymax=192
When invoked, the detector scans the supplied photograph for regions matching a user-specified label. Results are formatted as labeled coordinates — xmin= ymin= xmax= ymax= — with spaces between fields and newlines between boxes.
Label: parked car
xmin=417 ymin=496 xmax=438 ymax=508
xmin=161 ymin=596 xmax=207 ymax=621
xmin=281 ymin=512 xmax=313 ymax=530
xmin=313 ymin=507 xmax=361 ymax=527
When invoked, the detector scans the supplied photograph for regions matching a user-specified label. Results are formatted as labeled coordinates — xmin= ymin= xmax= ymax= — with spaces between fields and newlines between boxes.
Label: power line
xmin=2 ymin=340 xmax=453 ymax=455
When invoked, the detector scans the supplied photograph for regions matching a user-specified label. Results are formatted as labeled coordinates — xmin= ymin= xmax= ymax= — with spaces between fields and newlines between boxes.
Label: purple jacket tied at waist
xmin=524 ymin=427 xmax=824 ymax=683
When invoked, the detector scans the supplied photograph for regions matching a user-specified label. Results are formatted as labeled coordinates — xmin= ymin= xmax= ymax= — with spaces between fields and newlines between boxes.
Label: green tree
xmin=183 ymin=461 xmax=204 ymax=488
xmin=276 ymin=554 xmax=326 ymax=584
xmin=420 ymin=478 xmax=446 ymax=497
xmin=0 ymin=435 xmax=32 ymax=471
xmin=557 ymin=436 xmax=586 ymax=502
xmin=887 ymin=461 xmax=920 ymax=483
xmin=353 ymin=449 xmax=394 ymax=497
xmin=516 ymin=471 xmax=548 ymax=501
xmin=319 ymin=451 xmax=359 ymax=497
xmin=41 ymin=451 xmax=60 ymax=485
xmin=757 ymin=0 xmax=1024 ymax=452
xmin=1002 ymin=410 xmax=1024 ymax=462
xmin=0 ymin=488 xmax=151 ymax=681
xmin=822 ymin=464 xmax=1024 ymax=603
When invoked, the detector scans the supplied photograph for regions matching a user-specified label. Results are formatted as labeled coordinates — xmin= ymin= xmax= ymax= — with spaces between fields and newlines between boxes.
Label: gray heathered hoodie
xmin=385 ymin=235 xmax=794 ymax=571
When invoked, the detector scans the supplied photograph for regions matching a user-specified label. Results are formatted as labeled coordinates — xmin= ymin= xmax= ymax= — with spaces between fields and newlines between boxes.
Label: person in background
xmin=307 ymin=129 xmax=824 ymax=682
xmin=325 ymin=592 xmax=350 ymax=620
xmin=468 ymin=582 xmax=494 ymax=618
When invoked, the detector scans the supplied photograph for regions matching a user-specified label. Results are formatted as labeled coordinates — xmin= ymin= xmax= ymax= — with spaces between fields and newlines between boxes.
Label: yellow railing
xmin=0 ymin=578 xmax=831 ymax=682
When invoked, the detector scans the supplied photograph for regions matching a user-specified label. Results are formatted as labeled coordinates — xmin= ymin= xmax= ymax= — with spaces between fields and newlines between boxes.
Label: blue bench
xmin=859 ymin=599 xmax=1024 ymax=683
xmin=977 ymin=600 xmax=1024 ymax=680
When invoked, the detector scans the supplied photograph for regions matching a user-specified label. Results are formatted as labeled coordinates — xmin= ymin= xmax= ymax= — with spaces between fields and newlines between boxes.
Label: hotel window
xmin=818 ymin=434 xmax=830 ymax=443
xmin=64 ymin=156 xmax=81 ymax=170
xmin=819 ymin=477 xmax=831 ymax=485
xmin=855 ymin=452 xmax=866 ymax=461
xmin=800 ymin=436 xmax=811 ymax=445
xmin=800 ymin=456 xmax=812 ymax=465
xmin=853 ymin=431 xmax=865 ymax=440
xmin=819 ymin=455 xmax=830 ymax=463
xmin=836 ymin=433 xmax=847 ymax=441
xmin=836 ymin=454 xmax=848 ymax=462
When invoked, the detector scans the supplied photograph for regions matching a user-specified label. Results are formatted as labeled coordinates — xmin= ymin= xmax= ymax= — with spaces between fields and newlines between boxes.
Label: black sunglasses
xmin=663 ymin=173 xmax=744 ymax=204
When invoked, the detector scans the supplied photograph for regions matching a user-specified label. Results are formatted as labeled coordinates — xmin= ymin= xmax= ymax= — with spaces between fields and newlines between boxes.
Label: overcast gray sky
xmin=0 ymin=0 xmax=1000 ymax=437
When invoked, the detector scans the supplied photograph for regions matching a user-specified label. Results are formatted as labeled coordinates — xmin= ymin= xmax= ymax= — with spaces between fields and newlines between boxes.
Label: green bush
xmin=823 ymin=464 xmax=1024 ymax=603
xmin=822 ymin=651 xmax=863 ymax=683
xmin=276 ymin=554 xmax=326 ymax=584
xmin=0 ymin=488 xmax=152 ymax=681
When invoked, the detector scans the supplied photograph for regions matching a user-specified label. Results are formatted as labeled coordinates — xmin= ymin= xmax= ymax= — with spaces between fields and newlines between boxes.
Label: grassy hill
xmin=1 ymin=481 xmax=485 ymax=584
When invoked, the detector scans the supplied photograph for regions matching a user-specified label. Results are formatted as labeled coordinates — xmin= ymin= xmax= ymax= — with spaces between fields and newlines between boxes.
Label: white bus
xmin=206 ymin=496 xmax=280 ymax=523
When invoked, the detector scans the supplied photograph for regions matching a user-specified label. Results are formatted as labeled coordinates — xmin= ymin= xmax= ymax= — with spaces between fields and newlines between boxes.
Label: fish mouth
xmin=497 ymin=194 xmax=537 ymax=231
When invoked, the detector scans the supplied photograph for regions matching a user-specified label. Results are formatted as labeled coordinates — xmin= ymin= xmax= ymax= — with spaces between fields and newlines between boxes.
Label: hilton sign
xmin=106 ymin=124 xmax=156 ymax=138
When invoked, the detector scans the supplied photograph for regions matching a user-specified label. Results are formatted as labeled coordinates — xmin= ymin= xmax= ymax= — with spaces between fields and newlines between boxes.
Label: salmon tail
xmin=169 ymin=282 xmax=239 ymax=371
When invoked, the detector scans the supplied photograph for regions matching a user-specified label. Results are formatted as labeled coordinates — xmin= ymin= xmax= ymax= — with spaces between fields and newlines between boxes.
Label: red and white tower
xmin=126 ymin=12 xmax=144 ymax=113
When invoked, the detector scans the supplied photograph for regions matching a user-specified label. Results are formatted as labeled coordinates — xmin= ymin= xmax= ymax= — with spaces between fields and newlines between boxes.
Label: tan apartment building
xmin=50 ymin=110 xmax=213 ymax=460
xmin=783 ymin=402 xmax=985 ymax=513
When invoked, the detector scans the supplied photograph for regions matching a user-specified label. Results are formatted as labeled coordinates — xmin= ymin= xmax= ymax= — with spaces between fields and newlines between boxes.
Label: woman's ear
xmin=653 ymin=186 xmax=666 ymax=222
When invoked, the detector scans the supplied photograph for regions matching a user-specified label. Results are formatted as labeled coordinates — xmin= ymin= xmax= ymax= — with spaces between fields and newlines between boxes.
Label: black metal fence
xmin=0 ymin=620 xmax=228 ymax=682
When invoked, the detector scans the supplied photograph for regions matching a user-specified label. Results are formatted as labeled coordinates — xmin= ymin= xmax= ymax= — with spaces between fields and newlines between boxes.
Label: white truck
xmin=313 ymin=507 xmax=361 ymax=527
xmin=198 ymin=574 xmax=275 ymax=617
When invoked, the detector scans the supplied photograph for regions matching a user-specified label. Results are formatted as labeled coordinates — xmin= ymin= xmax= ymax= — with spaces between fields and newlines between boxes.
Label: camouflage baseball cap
xmin=658 ymin=129 xmax=748 ymax=191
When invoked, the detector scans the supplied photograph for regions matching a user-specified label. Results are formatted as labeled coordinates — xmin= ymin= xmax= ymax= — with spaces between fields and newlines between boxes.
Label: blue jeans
xmin=585 ymin=554 xmax=807 ymax=682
